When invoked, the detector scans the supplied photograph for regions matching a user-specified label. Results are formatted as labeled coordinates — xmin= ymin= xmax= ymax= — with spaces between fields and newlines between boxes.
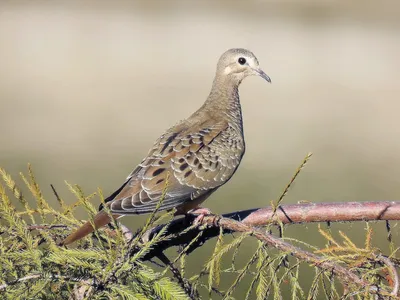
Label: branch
xmin=3 ymin=201 xmax=399 ymax=297
xmin=243 ymin=201 xmax=400 ymax=225
xmin=27 ymin=224 xmax=71 ymax=231
xmin=0 ymin=273 xmax=93 ymax=292
xmin=186 ymin=216 xmax=393 ymax=297
xmin=377 ymin=254 xmax=400 ymax=296
xmin=142 ymin=201 xmax=400 ymax=260
xmin=0 ymin=274 xmax=41 ymax=290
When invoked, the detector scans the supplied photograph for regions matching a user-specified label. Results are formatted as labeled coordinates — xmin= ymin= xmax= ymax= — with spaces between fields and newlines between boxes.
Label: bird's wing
xmin=108 ymin=120 xmax=244 ymax=214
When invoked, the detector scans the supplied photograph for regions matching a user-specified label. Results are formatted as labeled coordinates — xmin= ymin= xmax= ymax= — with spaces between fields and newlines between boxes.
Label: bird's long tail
xmin=61 ymin=211 xmax=122 ymax=246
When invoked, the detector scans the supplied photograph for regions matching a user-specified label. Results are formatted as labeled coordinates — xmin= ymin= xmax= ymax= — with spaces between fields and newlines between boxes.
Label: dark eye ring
xmin=238 ymin=57 xmax=246 ymax=65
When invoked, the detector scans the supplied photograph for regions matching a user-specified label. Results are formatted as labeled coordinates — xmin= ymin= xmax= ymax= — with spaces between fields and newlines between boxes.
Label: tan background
xmin=1 ymin=1 xmax=400 ymax=297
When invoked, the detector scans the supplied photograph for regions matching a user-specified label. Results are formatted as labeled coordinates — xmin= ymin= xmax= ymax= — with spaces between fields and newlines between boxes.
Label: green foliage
xmin=0 ymin=165 xmax=189 ymax=300
xmin=0 ymin=164 xmax=398 ymax=299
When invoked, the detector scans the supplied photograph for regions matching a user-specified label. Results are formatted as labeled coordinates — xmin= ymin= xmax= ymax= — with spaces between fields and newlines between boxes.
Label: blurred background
xmin=1 ymin=0 xmax=400 ymax=298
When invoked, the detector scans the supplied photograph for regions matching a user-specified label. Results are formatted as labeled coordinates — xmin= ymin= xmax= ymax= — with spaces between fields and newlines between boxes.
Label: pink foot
xmin=187 ymin=207 xmax=213 ymax=226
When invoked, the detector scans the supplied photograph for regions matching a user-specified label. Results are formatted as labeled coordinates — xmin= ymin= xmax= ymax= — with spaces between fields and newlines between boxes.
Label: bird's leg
xmin=188 ymin=207 xmax=213 ymax=215
xmin=120 ymin=224 xmax=134 ymax=242
xmin=187 ymin=207 xmax=213 ymax=226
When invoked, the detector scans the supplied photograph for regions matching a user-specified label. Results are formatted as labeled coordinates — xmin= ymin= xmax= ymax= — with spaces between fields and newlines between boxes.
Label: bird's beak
xmin=253 ymin=68 xmax=271 ymax=83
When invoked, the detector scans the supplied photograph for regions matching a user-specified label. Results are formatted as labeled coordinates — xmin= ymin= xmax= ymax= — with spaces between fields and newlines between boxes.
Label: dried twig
xmin=0 ymin=274 xmax=94 ymax=292
xmin=201 ymin=216 xmax=392 ymax=297
xmin=0 ymin=274 xmax=42 ymax=290
xmin=377 ymin=254 xmax=400 ymax=296
xmin=27 ymin=224 xmax=71 ymax=231
xmin=142 ymin=201 xmax=400 ymax=260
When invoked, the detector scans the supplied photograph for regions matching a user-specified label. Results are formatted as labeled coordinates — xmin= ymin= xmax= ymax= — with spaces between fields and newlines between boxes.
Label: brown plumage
xmin=61 ymin=48 xmax=271 ymax=246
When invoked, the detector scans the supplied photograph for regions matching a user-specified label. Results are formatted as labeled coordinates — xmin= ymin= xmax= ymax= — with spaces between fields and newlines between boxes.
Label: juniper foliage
xmin=0 ymin=163 xmax=398 ymax=299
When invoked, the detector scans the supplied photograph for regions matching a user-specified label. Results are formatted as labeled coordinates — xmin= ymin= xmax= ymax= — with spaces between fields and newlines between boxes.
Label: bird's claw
xmin=187 ymin=207 xmax=217 ymax=227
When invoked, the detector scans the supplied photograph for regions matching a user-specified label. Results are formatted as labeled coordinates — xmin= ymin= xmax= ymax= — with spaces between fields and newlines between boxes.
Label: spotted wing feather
xmin=109 ymin=122 xmax=244 ymax=214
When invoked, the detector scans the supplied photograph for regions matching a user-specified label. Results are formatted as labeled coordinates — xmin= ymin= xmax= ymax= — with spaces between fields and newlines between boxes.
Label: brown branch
xmin=0 ymin=273 xmax=94 ymax=292
xmin=243 ymin=201 xmax=400 ymax=225
xmin=13 ymin=201 xmax=400 ymax=264
xmin=142 ymin=201 xmax=400 ymax=260
xmin=27 ymin=224 xmax=71 ymax=231
xmin=3 ymin=201 xmax=399 ymax=296
xmin=377 ymin=254 xmax=400 ymax=296
xmin=136 ymin=201 xmax=400 ymax=296
xmin=0 ymin=274 xmax=42 ymax=290
xmin=199 ymin=216 xmax=393 ymax=297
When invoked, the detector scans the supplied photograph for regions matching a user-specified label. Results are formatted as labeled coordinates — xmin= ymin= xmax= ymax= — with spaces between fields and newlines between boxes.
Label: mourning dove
xmin=62 ymin=48 xmax=271 ymax=245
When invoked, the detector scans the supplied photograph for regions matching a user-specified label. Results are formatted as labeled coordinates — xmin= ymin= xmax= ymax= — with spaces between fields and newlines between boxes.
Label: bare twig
xmin=0 ymin=273 xmax=93 ymax=292
xmin=27 ymin=224 xmax=71 ymax=231
xmin=0 ymin=274 xmax=41 ymax=290
xmin=377 ymin=254 xmax=400 ymax=296
xmin=141 ymin=201 xmax=400 ymax=260
xmin=243 ymin=201 xmax=400 ymax=226
xmin=202 ymin=216 xmax=393 ymax=297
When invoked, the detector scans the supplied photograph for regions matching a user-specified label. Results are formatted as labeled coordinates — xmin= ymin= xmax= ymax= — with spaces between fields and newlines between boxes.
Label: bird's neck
xmin=205 ymin=76 xmax=244 ymax=131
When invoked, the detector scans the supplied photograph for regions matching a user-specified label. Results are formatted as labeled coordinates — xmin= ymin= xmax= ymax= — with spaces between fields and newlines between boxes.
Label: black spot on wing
xmin=180 ymin=163 xmax=189 ymax=171
xmin=160 ymin=132 xmax=179 ymax=153
xmin=153 ymin=168 xmax=166 ymax=176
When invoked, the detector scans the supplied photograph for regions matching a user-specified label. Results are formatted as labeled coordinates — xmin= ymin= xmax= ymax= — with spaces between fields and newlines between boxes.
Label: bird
xmin=61 ymin=48 xmax=271 ymax=246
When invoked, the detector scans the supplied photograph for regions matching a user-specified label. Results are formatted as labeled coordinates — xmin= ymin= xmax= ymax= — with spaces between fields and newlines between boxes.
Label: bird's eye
xmin=238 ymin=57 xmax=246 ymax=65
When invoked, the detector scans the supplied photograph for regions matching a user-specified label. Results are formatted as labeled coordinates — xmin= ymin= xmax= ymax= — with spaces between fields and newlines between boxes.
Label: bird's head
xmin=216 ymin=48 xmax=271 ymax=85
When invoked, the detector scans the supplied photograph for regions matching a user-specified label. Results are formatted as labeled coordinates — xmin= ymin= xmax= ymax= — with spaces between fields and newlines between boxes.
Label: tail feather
xmin=61 ymin=211 xmax=122 ymax=246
